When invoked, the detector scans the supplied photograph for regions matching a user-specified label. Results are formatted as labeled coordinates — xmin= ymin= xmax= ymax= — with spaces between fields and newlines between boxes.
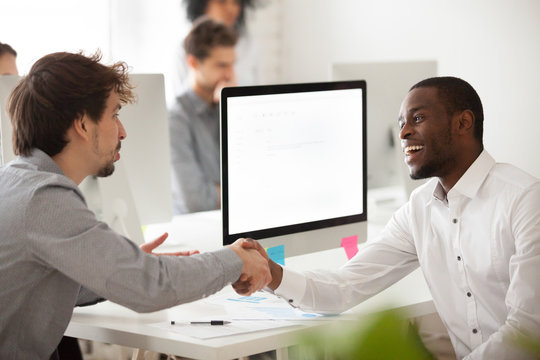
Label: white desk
xmin=67 ymin=192 xmax=435 ymax=359
xmin=66 ymin=247 xmax=434 ymax=360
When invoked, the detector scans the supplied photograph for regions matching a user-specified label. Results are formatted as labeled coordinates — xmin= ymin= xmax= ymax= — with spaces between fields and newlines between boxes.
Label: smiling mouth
xmin=403 ymin=145 xmax=425 ymax=155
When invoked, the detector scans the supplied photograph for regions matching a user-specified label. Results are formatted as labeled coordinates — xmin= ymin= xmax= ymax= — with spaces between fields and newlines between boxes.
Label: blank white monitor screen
xmin=221 ymin=81 xmax=367 ymax=251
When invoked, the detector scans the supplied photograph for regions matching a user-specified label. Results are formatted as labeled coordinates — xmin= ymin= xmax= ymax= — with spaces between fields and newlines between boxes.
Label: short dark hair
xmin=184 ymin=17 xmax=238 ymax=61
xmin=0 ymin=42 xmax=17 ymax=57
xmin=8 ymin=51 xmax=135 ymax=157
xmin=183 ymin=0 xmax=257 ymax=33
xmin=410 ymin=76 xmax=484 ymax=143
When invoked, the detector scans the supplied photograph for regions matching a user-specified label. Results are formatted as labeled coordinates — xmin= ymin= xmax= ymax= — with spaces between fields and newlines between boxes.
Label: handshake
xmin=143 ymin=234 xmax=282 ymax=296
xmin=228 ymin=238 xmax=283 ymax=296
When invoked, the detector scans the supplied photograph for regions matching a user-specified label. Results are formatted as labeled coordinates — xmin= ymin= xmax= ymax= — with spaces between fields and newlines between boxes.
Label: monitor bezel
xmin=221 ymin=80 xmax=367 ymax=246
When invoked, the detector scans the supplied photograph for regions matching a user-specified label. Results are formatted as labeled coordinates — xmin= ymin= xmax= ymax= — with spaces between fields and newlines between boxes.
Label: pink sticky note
xmin=341 ymin=235 xmax=359 ymax=260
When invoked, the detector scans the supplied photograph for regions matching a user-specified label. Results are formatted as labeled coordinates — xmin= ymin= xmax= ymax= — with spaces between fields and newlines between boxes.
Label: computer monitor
xmin=221 ymin=80 xmax=367 ymax=257
xmin=331 ymin=61 xmax=437 ymax=197
xmin=79 ymin=165 xmax=145 ymax=245
xmin=118 ymin=74 xmax=173 ymax=226
xmin=81 ymin=73 xmax=174 ymax=244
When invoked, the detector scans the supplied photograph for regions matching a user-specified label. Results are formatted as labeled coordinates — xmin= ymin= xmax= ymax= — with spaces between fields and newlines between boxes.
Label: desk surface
xmin=68 ymin=192 xmax=433 ymax=359
xmin=67 ymin=247 xmax=434 ymax=360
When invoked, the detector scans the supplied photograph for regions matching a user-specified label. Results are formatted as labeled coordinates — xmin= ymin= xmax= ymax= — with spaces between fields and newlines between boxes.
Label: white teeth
xmin=404 ymin=145 xmax=424 ymax=153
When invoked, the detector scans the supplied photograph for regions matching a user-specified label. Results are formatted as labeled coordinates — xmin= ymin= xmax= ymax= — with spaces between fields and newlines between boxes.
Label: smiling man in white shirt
xmin=238 ymin=77 xmax=540 ymax=359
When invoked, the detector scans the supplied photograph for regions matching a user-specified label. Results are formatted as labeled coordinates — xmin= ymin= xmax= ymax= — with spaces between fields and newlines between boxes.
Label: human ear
xmin=457 ymin=110 xmax=475 ymax=135
xmin=72 ymin=114 xmax=91 ymax=141
xmin=186 ymin=54 xmax=200 ymax=71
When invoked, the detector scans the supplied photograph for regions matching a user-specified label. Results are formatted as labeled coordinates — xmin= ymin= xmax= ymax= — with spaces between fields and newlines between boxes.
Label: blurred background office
xmin=2 ymin=0 xmax=538 ymax=183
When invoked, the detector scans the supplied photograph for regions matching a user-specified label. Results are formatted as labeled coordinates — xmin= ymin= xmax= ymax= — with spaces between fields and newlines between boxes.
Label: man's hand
xmin=237 ymin=239 xmax=283 ymax=291
xmin=213 ymin=76 xmax=237 ymax=104
xmin=228 ymin=238 xmax=271 ymax=295
xmin=140 ymin=232 xmax=200 ymax=256
xmin=239 ymin=238 xmax=268 ymax=260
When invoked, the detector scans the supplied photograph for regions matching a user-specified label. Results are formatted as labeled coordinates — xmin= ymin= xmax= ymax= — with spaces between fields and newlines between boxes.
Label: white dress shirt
xmin=275 ymin=150 xmax=540 ymax=359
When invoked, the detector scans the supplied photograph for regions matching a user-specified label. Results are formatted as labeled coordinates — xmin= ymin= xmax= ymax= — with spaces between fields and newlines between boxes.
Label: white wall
xmin=0 ymin=0 xmax=111 ymax=73
xmin=245 ymin=0 xmax=284 ymax=85
xmin=278 ymin=0 xmax=540 ymax=178
xmin=110 ymin=0 xmax=186 ymax=75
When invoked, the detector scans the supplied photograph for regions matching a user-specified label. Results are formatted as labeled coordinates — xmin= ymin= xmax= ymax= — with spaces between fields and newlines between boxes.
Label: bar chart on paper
xmin=206 ymin=293 xmax=326 ymax=320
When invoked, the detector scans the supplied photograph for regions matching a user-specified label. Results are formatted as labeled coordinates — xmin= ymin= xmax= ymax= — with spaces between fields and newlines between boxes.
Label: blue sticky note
xmin=266 ymin=244 xmax=285 ymax=265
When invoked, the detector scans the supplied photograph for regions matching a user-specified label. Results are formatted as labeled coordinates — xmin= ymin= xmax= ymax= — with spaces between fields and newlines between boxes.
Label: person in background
xmin=169 ymin=17 xmax=236 ymax=214
xmin=0 ymin=42 xmax=18 ymax=170
xmin=185 ymin=0 xmax=251 ymax=30
xmin=0 ymin=42 xmax=18 ymax=75
xmin=0 ymin=51 xmax=270 ymax=360
xmin=169 ymin=0 xmax=260 ymax=102
xmin=238 ymin=77 xmax=540 ymax=359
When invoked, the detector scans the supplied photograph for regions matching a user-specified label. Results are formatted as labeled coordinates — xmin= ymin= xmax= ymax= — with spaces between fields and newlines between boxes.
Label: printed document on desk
xmin=149 ymin=292 xmax=327 ymax=340
xmin=204 ymin=292 xmax=332 ymax=321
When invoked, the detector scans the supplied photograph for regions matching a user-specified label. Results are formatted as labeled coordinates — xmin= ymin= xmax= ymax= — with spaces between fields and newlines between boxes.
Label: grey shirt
xmin=169 ymin=89 xmax=220 ymax=214
xmin=0 ymin=149 xmax=242 ymax=360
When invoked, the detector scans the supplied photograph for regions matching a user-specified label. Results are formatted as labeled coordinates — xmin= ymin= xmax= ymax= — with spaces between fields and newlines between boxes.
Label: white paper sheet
xmin=203 ymin=292 xmax=329 ymax=320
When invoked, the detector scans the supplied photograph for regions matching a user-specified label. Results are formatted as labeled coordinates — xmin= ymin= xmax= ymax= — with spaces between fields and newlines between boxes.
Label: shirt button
xmin=288 ymin=299 xmax=293 ymax=303
xmin=472 ymin=328 xmax=478 ymax=334
xmin=452 ymin=218 xmax=458 ymax=224
xmin=467 ymin=292 xmax=472 ymax=297
xmin=457 ymin=256 xmax=461 ymax=261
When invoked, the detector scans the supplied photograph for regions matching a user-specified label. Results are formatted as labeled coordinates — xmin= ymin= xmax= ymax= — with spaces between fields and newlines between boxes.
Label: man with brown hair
xmin=169 ymin=17 xmax=237 ymax=214
xmin=0 ymin=51 xmax=270 ymax=360
xmin=0 ymin=42 xmax=18 ymax=75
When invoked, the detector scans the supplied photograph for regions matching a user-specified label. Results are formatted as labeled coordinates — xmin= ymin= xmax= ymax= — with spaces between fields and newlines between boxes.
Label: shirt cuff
xmin=274 ymin=266 xmax=307 ymax=307
xmin=215 ymin=247 xmax=244 ymax=285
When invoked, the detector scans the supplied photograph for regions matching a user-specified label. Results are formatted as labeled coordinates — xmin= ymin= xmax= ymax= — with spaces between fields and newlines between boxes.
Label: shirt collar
xmin=185 ymin=88 xmax=217 ymax=116
xmin=432 ymin=149 xmax=495 ymax=202
xmin=20 ymin=148 xmax=65 ymax=176
xmin=432 ymin=181 xmax=448 ymax=205
xmin=451 ymin=149 xmax=495 ymax=199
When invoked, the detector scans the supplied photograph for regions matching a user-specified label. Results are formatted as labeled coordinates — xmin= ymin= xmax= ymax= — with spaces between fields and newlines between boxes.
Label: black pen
xmin=192 ymin=320 xmax=231 ymax=325
xmin=170 ymin=320 xmax=231 ymax=325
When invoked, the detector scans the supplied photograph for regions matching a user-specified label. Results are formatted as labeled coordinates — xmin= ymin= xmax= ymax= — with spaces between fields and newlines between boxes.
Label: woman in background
xmin=169 ymin=0 xmax=262 ymax=104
